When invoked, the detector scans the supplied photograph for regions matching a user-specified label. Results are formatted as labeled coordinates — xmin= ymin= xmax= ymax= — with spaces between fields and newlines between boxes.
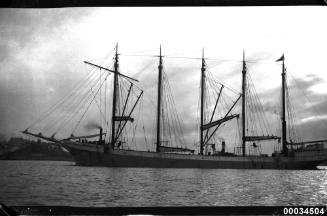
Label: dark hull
xmin=63 ymin=142 xmax=327 ymax=170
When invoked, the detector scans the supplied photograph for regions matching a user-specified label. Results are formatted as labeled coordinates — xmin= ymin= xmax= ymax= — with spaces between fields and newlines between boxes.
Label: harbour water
xmin=0 ymin=160 xmax=327 ymax=206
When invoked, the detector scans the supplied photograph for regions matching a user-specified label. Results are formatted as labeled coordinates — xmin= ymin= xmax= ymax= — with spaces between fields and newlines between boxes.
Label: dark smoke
xmin=0 ymin=133 xmax=7 ymax=142
xmin=84 ymin=121 xmax=102 ymax=131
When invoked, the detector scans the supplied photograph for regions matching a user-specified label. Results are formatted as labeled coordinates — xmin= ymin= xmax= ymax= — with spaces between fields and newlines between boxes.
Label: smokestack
xmin=99 ymin=127 xmax=103 ymax=145
xmin=221 ymin=141 xmax=226 ymax=153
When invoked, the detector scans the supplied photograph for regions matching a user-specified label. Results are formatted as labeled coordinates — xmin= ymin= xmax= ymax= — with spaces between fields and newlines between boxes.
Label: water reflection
xmin=0 ymin=160 xmax=327 ymax=206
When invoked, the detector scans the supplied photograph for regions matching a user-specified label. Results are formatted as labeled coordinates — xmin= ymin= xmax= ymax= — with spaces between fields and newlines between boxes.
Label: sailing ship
xmin=22 ymin=44 xmax=327 ymax=169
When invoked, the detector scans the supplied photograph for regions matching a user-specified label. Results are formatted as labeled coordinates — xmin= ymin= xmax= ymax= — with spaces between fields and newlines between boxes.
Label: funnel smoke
xmin=84 ymin=121 xmax=102 ymax=131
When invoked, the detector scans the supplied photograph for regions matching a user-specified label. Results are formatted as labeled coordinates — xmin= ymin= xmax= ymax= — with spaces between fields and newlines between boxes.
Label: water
xmin=1 ymin=160 xmax=327 ymax=206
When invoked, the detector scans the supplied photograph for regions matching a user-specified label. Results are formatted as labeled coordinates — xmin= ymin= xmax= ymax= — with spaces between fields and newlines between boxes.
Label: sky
xmin=0 ymin=7 xmax=327 ymax=154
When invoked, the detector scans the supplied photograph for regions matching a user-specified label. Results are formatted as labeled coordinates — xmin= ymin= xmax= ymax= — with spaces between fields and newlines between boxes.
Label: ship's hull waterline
xmin=62 ymin=142 xmax=327 ymax=170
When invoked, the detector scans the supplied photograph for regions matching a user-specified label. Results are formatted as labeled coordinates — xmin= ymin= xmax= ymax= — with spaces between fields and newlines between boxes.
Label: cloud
xmin=0 ymin=8 xmax=94 ymax=137
xmin=257 ymin=74 xmax=327 ymax=143
xmin=296 ymin=119 xmax=327 ymax=141
xmin=1 ymin=7 xmax=327 ymax=155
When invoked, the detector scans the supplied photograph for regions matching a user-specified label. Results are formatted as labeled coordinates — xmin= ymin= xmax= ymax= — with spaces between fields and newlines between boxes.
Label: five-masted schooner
xmin=22 ymin=44 xmax=327 ymax=169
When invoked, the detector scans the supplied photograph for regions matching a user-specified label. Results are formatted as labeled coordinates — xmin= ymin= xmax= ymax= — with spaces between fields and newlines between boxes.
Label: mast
xmin=241 ymin=51 xmax=246 ymax=156
xmin=111 ymin=43 xmax=119 ymax=150
xmin=281 ymin=54 xmax=287 ymax=155
xmin=200 ymin=49 xmax=205 ymax=155
xmin=156 ymin=45 xmax=163 ymax=153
